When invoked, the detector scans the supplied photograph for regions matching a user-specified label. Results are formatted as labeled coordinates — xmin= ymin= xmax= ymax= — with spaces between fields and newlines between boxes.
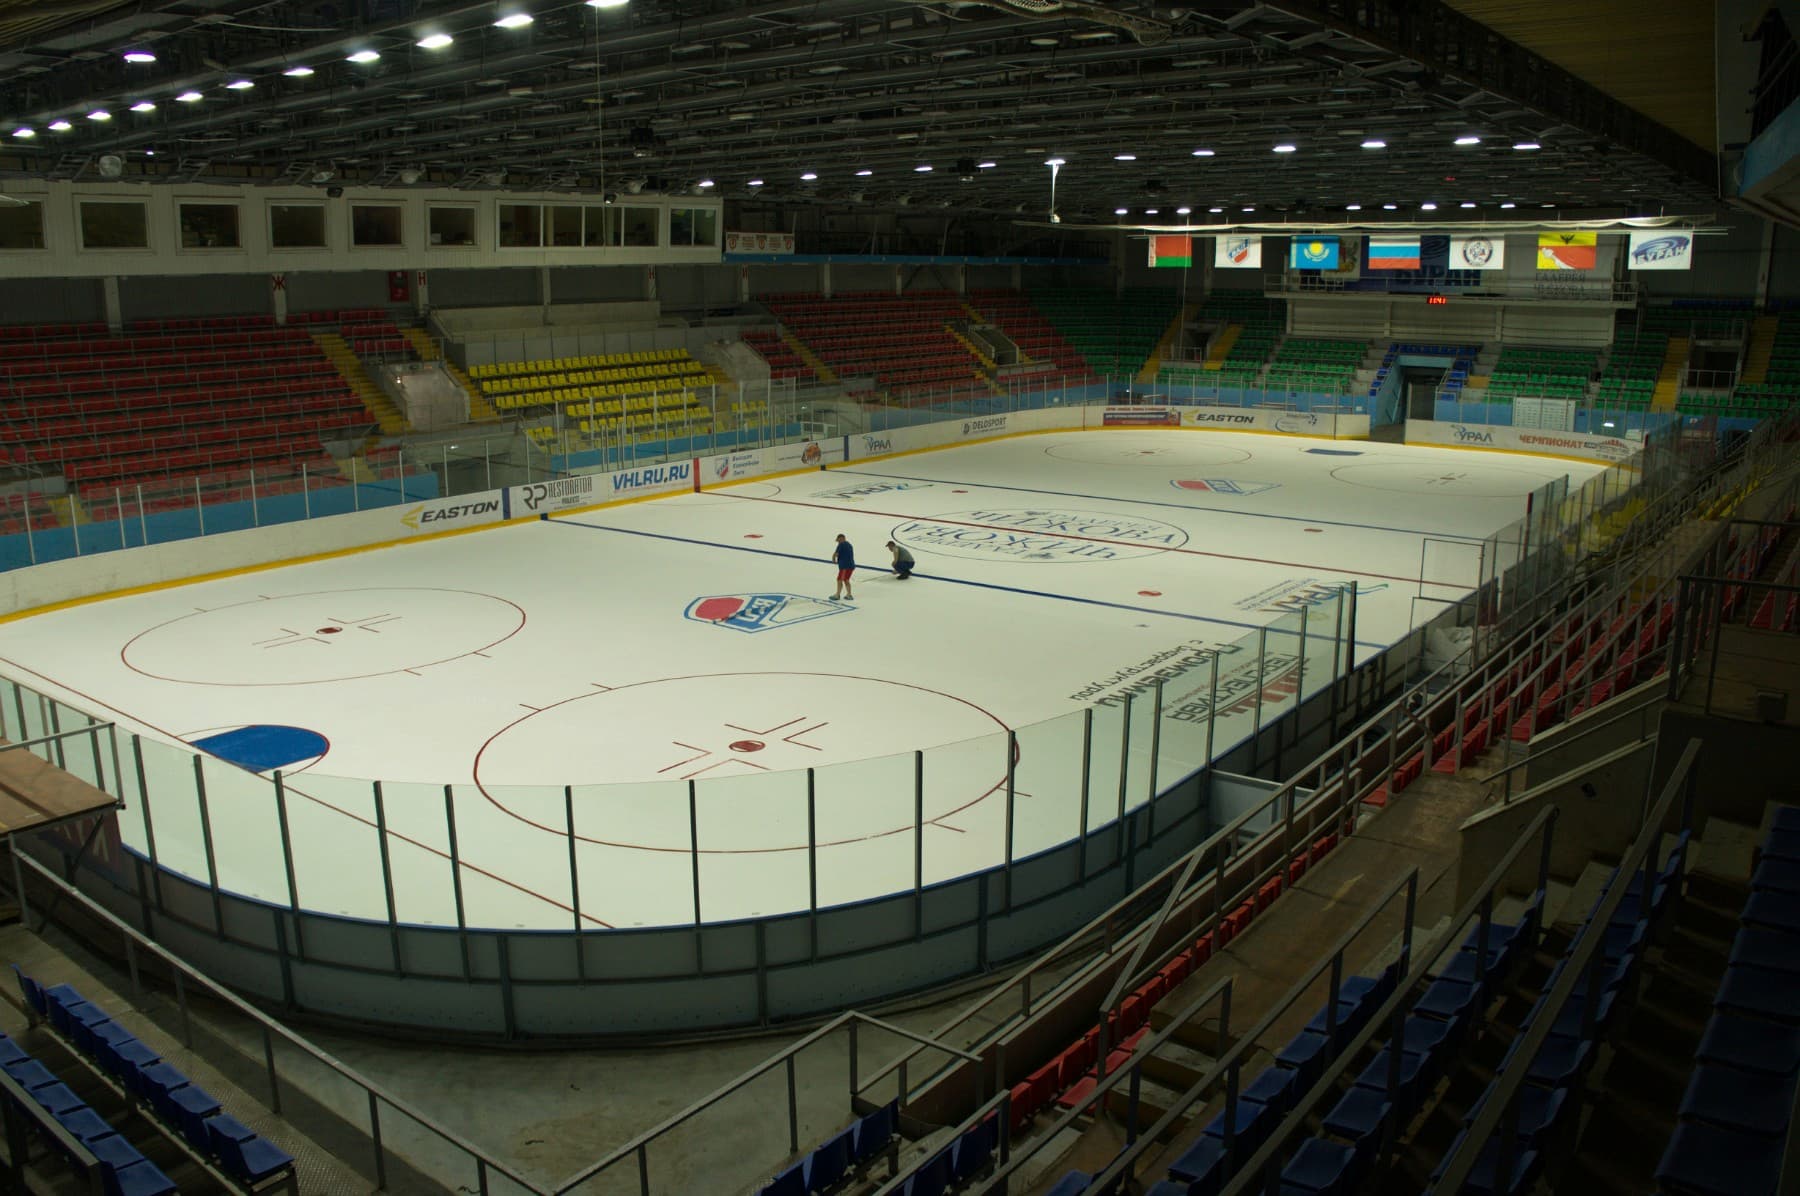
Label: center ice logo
xmin=685 ymin=593 xmax=850 ymax=633
xmin=1172 ymin=479 xmax=1280 ymax=496
xmin=891 ymin=508 xmax=1189 ymax=563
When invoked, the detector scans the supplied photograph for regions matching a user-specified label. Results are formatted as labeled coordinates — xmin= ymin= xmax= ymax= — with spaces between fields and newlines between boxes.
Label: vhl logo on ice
xmin=1171 ymin=479 xmax=1281 ymax=496
xmin=684 ymin=593 xmax=850 ymax=633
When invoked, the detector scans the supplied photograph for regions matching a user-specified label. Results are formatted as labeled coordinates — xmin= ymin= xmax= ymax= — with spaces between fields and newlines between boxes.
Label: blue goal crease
xmin=547 ymin=515 xmax=1391 ymax=651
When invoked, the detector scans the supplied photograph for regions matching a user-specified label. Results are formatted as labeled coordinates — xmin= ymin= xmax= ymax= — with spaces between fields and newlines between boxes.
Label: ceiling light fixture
xmin=347 ymin=49 xmax=381 ymax=64
xmin=1460 ymin=201 xmax=1476 ymax=208
xmin=696 ymin=179 xmax=714 ymax=188
xmin=48 ymin=120 xmax=72 ymax=131
xmin=1114 ymin=153 xmax=1136 ymax=161
xmin=800 ymin=171 xmax=817 ymax=180
xmin=1454 ymin=135 xmax=1481 ymax=146
xmin=1272 ymin=143 xmax=1296 ymax=153
xmin=494 ymin=13 xmax=535 ymax=29
xmin=1191 ymin=148 xmax=1215 ymax=157
xmin=1500 ymin=201 xmax=1517 ymax=209
xmin=977 ymin=161 xmax=996 ymax=169
xmin=87 ymin=109 xmax=111 ymax=121
xmin=176 ymin=90 xmax=202 ymax=102
xmin=12 ymin=127 xmax=34 ymax=138
xmin=1360 ymin=139 xmax=1386 ymax=149
xmin=283 ymin=65 xmax=315 ymax=77
xmin=1145 ymin=208 xmax=1158 ymax=215
xmin=587 ymin=0 xmax=629 ymax=7
xmin=122 ymin=50 xmax=156 ymax=63
xmin=417 ymin=33 xmax=454 ymax=49
xmin=1346 ymin=203 xmax=1362 ymax=211
xmin=1513 ymin=141 xmax=1540 ymax=151
xmin=129 ymin=101 xmax=156 ymax=112
xmin=225 ymin=79 xmax=254 ymax=90
xmin=1382 ymin=202 xmax=1397 ymax=210
xmin=1208 ymin=206 xmax=1223 ymax=213
xmin=1420 ymin=202 xmax=1437 ymax=210
xmin=1176 ymin=206 xmax=1191 ymax=215
xmin=747 ymin=179 xmax=763 ymax=187
xmin=1114 ymin=207 xmax=1128 ymax=215
xmin=1242 ymin=206 xmax=1255 ymax=212
xmin=914 ymin=164 xmax=933 ymax=172
xmin=854 ymin=168 xmax=873 ymax=176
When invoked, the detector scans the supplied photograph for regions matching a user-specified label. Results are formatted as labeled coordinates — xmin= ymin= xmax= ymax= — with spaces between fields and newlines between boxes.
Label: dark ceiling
xmin=0 ymin=0 xmax=1723 ymax=222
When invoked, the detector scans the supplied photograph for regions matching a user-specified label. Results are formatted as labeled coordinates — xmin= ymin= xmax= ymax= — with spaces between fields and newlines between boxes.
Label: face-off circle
xmin=1045 ymin=438 xmax=1252 ymax=467
xmin=474 ymin=672 xmax=1012 ymax=852
xmin=1328 ymin=461 xmax=1558 ymax=498
xmin=122 ymin=588 xmax=526 ymax=685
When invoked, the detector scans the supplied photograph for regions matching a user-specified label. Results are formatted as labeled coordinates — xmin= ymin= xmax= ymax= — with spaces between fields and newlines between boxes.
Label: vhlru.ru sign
xmin=611 ymin=460 xmax=693 ymax=494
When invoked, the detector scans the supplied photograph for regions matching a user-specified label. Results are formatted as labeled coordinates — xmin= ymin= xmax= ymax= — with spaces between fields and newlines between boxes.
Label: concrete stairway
xmin=780 ymin=327 xmax=836 ymax=384
xmin=1741 ymin=315 xmax=1780 ymax=384
xmin=313 ymin=331 xmax=406 ymax=436
xmin=1202 ymin=324 xmax=1242 ymax=370
xmin=399 ymin=327 xmax=500 ymax=423
xmin=1137 ymin=299 xmax=1200 ymax=385
xmin=1651 ymin=337 xmax=1689 ymax=412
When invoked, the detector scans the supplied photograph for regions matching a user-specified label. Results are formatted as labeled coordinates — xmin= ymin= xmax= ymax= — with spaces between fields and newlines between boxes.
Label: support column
xmin=101 ymin=276 xmax=122 ymax=332
xmin=893 ymin=265 xmax=903 ymax=296
xmin=269 ymin=273 xmax=288 ymax=325
xmin=413 ymin=270 xmax=429 ymax=318
xmin=1010 ymin=263 xmax=1022 ymax=289
xmin=646 ymin=265 xmax=658 ymax=301
xmin=1756 ymin=218 xmax=1776 ymax=309
xmin=820 ymin=261 xmax=833 ymax=299
xmin=738 ymin=264 xmax=750 ymax=304
xmin=953 ymin=264 xmax=967 ymax=296
xmin=540 ymin=265 xmax=553 ymax=309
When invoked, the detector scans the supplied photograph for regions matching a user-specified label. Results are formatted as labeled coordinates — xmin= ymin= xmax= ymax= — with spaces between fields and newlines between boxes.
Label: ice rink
xmin=0 ymin=430 xmax=1607 ymax=929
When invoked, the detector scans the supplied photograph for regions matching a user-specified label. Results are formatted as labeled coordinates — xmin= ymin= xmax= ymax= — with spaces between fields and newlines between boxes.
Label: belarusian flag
xmin=1149 ymin=235 xmax=1192 ymax=268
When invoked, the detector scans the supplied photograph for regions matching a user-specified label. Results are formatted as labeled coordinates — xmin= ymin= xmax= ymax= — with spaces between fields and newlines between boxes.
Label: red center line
xmin=714 ymin=491 xmax=1469 ymax=587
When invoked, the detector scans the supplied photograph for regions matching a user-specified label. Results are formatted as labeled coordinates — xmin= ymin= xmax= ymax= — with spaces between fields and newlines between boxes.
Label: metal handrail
xmin=552 ymin=1011 xmax=985 ymax=1194
xmin=975 ymin=865 xmax=1423 ymax=1195
xmin=5 ymin=850 xmax=544 ymax=1195
xmin=1433 ymin=738 xmax=1702 ymax=1195
xmin=1213 ymin=803 xmax=1562 ymax=1196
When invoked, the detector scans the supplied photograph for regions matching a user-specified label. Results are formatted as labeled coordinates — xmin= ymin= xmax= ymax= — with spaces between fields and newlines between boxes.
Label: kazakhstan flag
xmin=1289 ymin=236 xmax=1340 ymax=270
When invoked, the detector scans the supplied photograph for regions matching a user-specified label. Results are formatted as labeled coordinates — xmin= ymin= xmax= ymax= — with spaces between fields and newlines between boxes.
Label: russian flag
xmin=1367 ymin=236 xmax=1422 ymax=270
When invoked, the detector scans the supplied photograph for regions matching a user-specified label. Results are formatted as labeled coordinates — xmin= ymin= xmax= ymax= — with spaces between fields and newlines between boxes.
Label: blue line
xmin=826 ymin=467 xmax=1487 ymax=541
xmin=548 ymin=515 xmax=1390 ymax=651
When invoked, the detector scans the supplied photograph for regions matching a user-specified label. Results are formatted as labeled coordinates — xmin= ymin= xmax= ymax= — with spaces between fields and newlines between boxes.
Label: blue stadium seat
xmin=52 ymin=1104 xmax=115 ymax=1145
xmin=204 ymin=1114 xmax=296 ymax=1187
xmin=1274 ymin=1029 xmax=1333 ymax=1088
xmin=1768 ymin=807 xmax=1800 ymax=835
xmin=1145 ymin=1184 xmax=1191 ymax=1196
xmin=96 ymin=1035 xmax=158 ymax=1081
xmin=1655 ymin=1120 xmax=1783 ymax=1195
xmin=1280 ymin=1138 xmax=1358 ymax=1196
xmin=1676 ymin=1064 xmax=1797 ymax=1137
xmin=108 ymin=1159 xmax=180 ymax=1196
xmin=27 ymin=1081 xmax=87 ymax=1117
xmin=1239 ymin=1066 xmax=1299 ymax=1119
xmin=1320 ymin=1086 xmax=1390 ymax=1155
xmin=1741 ymin=890 xmax=1800 ymax=933
xmin=757 ymin=1162 xmax=805 ymax=1196
xmin=850 ymin=1101 xmax=895 ymax=1168
xmin=1757 ymin=828 xmax=1800 ymax=863
xmin=10 ymin=965 xmax=47 ymax=1017
xmin=128 ymin=1060 xmax=187 ymax=1105
xmin=2 ymin=1057 xmax=57 ymax=1091
xmin=1696 ymin=1012 xmax=1800 ymax=1076
xmin=1728 ymin=927 xmax=1800 ymax=975
xmin=1750 ymin=856 xmax=1800 ymax=896
xmin=1044 ymin=1172 xmax=1091 ymax=1196
xmin=1352 ymin=1044 xmax=1429 ymax=1111
xmin=949 ymin=1116 xmax=996 ymax=1184
xmin=1462 ymin=1083 xmax=1569 ymax=1148
xmin=1167 ymin=1133 xmax=1227 ymax=1192
xmin=0 ymin=1034 xmax=26 ymax=1068
xmin=803 ymin=1128 xmax=851 ymax=1192
xmin=1429 ymin=1130 xmax=1539 ymax=1196
xmin=1413 ymin=976 xmax=1480 ymax=1023
xmin=902 ymin=1149 xmax=952 ymax=1196
xmin=1714 ymin=963 xmax=1800 ymax=1024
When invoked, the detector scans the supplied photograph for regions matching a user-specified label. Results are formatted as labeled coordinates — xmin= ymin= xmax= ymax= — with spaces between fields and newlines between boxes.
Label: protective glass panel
xmin=1011 ymin=708 xmax=1088 ymax=861
xmin=692 ymin=769 xmax=809 ymax=926
xmin=196 ymin=754 xmax=286 ymax=903
xmin=276 ymin=772 xmax=387 ymax=921
xmin=812 ymin=747 xmax=924 ymax=909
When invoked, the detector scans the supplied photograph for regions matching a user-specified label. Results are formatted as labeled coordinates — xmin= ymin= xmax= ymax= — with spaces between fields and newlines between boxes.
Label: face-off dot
xmin=1138 ymin=590 xmax=1163 ymax=597
xmin=744 ymin=533 xmax=763 ymax=539
xmin=316 ymin=627 xmax=342 ymax=634
xmin=729 ymin=739 xmax=766 ymax=753
xmin=1305 ymin=528 xmax=1324 ymax=533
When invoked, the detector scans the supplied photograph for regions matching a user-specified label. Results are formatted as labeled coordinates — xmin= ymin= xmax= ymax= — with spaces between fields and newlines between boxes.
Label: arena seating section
xmin=0 ymin=315 xmax=380 ymax=502
xmin=739 ymin=328 xmax=817 ymax=384
xmin=1027 ymin=288 xmax=1181 ymax=377
xmin=1655 ymin=808 xmax=1800 ymax=1194
xmin=471 ymin=349 xmax=722 ymax=441
xmin=760 ymin=292 xmax=987 ymax=398
xmin=1262 ymin=338 xmax=1364 ymax=394
xmin=1480 ymin=345 xmax=1598 ymax=403
xmin=1372 ymin=342 xmax=1477 ymax=407
xmin=1155 ymin=292 xmax=1285 ymax=388
xmin=965 ymin=290 xmax=1093 ymax=379
xmin=1594 ymin=329 xmax=1664 ymax=412
xmin=7 ymin=965 xmax=296 ymax=1193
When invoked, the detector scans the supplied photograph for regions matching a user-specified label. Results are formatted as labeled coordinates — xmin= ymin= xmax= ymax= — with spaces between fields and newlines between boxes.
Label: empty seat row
xmin=13 ymin=966 xmax=296 ymax=1194
xmin=0 ymin=1028 xmax=178 ymax=1195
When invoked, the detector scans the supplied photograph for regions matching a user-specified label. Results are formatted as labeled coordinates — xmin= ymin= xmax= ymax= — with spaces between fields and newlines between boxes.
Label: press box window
xmin=621 ymin=206 xmax=658 ymax=247
xmin=671 ymin=207 xmax=718 ymax=247
xmin=269 ymin=203 xmax=326 ymax=249
xmin=79 ymin=201 xmax=149 ymax=250
xmin=352 ymin=204 xmax=404 ymax=247
xmin=428 ymin=206 xmax=476 ymax=247
xmin=0 ymin=201 xmax=45 ymax=250
xmin=498 ymin=203 xmax=542 ymax=248
xmin=179 ymin=203 xmax=241 ymax=250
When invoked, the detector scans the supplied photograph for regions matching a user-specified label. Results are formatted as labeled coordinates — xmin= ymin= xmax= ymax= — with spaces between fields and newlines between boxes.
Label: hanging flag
xmin=1537 ymin=232 xmax=1597 ymax=270
xmin=1148 ymin=235 xmax=1192 ymax=268
xmin=1366 ymin=236 xmax=1422 ymax=270
xmin=1449 ymin=236 xmax=1506 ymax=271
xmin=1289 ymin=236 xmax=1341 ymax=270
xmin=1214 ymin=234 xmax=1262 ymax=268
xmin=1627 ymin=230 xmax=1694 ymax=270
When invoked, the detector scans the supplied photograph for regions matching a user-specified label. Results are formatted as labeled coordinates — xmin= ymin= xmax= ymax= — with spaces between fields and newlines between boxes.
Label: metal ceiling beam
xmin=1261 ymin=0 xmax=1719 ymax=190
